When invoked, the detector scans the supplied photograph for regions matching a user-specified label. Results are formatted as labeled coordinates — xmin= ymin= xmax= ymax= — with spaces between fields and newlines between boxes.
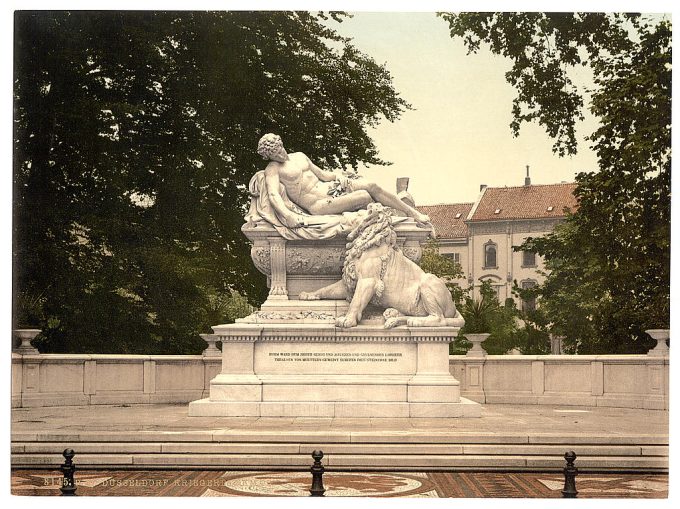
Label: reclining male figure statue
xmin=255 ymin=133 xmax=431 ymax=228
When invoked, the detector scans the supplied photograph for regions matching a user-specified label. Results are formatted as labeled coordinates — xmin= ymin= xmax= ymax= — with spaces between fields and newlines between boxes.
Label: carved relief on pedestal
xmin=251 ymin=245 xmax=271 ymax=275
xmin=286 ymin=246 xmax=345 ymax=275
xmin=247 ymin=310 xmax=335 ymax=322
xmin=401 ymin=243 xmax=422 ymax=263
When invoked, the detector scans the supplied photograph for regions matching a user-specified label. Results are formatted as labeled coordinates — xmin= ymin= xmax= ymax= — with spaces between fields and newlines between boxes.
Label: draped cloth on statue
xmin=245 ymin=170 xmax=369 ymax=240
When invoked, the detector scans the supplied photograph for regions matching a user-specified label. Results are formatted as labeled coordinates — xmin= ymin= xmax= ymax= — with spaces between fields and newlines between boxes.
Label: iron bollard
xmin=309 ymin=450 xmax=326 ymax=497
xmin=60 ymin=448 xmax=77 ymax=496
xmin=561 ymin=451 xmax=578 ymax=498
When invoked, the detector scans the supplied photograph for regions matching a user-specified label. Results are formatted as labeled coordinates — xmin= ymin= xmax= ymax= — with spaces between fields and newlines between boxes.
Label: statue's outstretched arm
xmin=305 ymin=155 xmax=337 ymax=182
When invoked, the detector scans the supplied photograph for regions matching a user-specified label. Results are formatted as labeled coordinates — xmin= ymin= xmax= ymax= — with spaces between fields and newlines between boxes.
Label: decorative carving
xmin=251 ymin=246 xmax=271 ymax=275
xmin=224 ymin=334 xmax=455 ymax=343
xmin=402 ymin=246 xmax=421 ymax=263
xmin=286 ymin=247 xmax=345 ymax=275
xmin=268 ymin=238 xmax=288 ymax=298
xmin=248 ymin=310 xmax=335 ymax=321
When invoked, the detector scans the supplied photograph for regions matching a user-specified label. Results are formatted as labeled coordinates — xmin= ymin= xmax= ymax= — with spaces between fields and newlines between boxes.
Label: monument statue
xmin=300 ymin=203 xmax=464 ymax=329
xmin=246 ymin=133 xmax=431 ymax=240
xmin=188 ymin=133 xmax=480 ymax=419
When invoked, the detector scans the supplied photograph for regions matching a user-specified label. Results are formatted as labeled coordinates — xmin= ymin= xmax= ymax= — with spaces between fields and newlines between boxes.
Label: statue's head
xmin=257 ymin=133 xmax=287 ymax=162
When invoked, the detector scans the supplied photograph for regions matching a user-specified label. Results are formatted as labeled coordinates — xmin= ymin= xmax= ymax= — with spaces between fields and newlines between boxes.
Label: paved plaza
xmin=11 ymin=403 xmax=668 ymax=475
xmin=11 ymin=469 xmax=668 ymax=497
xmin=12 ymin=403 xmax=668 ymax=435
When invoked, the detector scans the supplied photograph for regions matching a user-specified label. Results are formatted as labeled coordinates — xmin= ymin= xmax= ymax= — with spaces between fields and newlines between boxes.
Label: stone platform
xmin=11 ymin=404 xmax=668 ymax=472
xmin=189 ymin=309 xmax=480 ymax=418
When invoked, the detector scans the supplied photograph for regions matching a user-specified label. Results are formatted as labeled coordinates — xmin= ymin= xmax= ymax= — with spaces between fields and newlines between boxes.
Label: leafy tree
xmin=510 ymin=283 xmax=553 ymax=354
xmin=200 ymin=289 xmax=254 ymax=331
xmin=440 ymin=13 xmax=671 ymax=353
xmin=419 ymin=239 xmax=465 ymax=305
xmin=455 ymin=281 xmax=523 ymax=355
xmin=13 ymin=11 xmax=409 ymax=353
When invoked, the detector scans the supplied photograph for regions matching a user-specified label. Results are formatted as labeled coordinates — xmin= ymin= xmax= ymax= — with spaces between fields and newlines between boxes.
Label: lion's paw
xmin=406 ymin=317 xmax=422 ymax=327
xmin=299 ymin=291 xmax=320 ymax=301
xmin=336 ymin=315 xmax=357 ymax=328
xmin=384 ymin=317 xmax=399 ymax=329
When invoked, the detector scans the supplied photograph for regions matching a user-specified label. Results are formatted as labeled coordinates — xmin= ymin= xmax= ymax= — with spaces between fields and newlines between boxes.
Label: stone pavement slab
xmin=11 ymin=403 xmax=668 ymax=471
xmin=11 ymin=403 xmax=669 ymax=436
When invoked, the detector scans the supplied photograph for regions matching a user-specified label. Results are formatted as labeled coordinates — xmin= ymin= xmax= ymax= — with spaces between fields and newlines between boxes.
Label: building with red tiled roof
xmin=469 ymin=183 xmax=578 ymax=222
xmin=418 ymin=203 xmax=473 ymax=239
xmin=417 ymin=179 xmax=578 ymax=307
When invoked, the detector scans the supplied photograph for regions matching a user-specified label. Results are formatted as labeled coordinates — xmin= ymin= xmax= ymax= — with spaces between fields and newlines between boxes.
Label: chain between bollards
xmin=561 ymin=450 xmax=578 ymax=498
xmin=60 ymin=448 xmax=77 ymax=496
xmin=310 ymin=450 xmax=326 ymax=497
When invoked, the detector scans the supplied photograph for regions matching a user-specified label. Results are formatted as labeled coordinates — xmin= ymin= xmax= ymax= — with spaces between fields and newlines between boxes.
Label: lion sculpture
xmin=300 ymin=203 xmax=465 ymax=329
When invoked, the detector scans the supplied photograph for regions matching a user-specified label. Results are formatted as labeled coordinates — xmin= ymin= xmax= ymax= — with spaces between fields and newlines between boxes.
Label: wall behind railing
xmin=449 ymin=354 xmax=669 ymax=410
xmin=11 ymin=354 xmax=221 ymax=408
xmin=12 ymin=352 xmax=668 ymax=411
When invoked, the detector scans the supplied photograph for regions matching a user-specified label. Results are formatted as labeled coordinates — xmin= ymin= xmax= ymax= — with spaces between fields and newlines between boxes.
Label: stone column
xmin=268 ymin=237 xmax=288 ymax=299
xmin=532 ymin=360 xmax=545 ymax=398
xmin=645 ymin=330 xmax=669 ymax=410
xmin=462 ymin=333 xmax=488 ymax=403
xmin=11 ymin=354 xmax=22 ymax=408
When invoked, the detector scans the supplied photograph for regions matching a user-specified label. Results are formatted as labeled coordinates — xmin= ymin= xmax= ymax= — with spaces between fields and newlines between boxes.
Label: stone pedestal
xmin=189 ymin=309 xmax=481 ymax=418
xmin=242 ymin=220 xmax=428 ymax=299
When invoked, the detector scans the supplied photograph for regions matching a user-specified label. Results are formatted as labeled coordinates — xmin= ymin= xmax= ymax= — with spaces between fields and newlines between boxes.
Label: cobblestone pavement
xmin=11 ymin=469 xmax=668 ymax=498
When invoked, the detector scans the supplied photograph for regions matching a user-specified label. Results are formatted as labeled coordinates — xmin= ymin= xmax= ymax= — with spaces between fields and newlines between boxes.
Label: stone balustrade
xmin=12 ymin=350 xmax=668 ymax=410
xmin=449 ymin=354 xmax=669 ymax=410
xmin=11 ymin=353 xmax=221 ymax=408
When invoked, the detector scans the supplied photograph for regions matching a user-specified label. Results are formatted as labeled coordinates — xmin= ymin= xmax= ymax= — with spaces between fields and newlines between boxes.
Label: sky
xmin=326 ymin=12 xmax=602 ymax=205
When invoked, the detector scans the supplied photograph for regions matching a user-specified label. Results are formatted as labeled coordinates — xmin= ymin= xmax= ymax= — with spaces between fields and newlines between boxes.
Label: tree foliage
xmin=13 ymin=11 xmax=409 ymax=353
xmin=419 ymin=239 xmax=465 ymax=305
xmin=456 ymin=281 xmax=524 ymax=355
xmin=441 ymin=13 xmax=671 ymax=353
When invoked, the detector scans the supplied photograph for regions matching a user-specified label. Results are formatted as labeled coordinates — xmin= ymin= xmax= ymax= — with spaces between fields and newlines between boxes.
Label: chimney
xmin=524 ymin=165 xmax=531 ymax=186
xmin=396 ymin=177 xmax=415 ymax=207
xmin=480 ymin=184 xmax=487 ymax=192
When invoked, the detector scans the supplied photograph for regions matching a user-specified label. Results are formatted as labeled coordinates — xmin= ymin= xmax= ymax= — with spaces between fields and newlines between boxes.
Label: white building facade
xmin=418 ymin=181 xmax=578 ymax=309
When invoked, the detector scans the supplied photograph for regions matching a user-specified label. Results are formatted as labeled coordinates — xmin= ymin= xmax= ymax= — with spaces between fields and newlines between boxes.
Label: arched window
xmin=483 ymin=240 xmax=497 ymax=269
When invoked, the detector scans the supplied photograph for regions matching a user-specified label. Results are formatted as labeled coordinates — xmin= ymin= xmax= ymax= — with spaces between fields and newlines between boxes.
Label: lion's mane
xmin=341 ymin=204 xmax=398 ymax=295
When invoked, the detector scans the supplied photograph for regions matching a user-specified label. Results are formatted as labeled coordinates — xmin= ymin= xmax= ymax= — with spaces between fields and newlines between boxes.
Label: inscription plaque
xmin=255 ymin=342 xmax=415 ymax=375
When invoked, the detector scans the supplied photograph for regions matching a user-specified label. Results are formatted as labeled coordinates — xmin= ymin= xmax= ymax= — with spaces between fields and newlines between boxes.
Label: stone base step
xmin=11 ymin=442 xmax=669 ymax=457
xmin=11 ymin=452 xmax=668 ymax=471
xmin=11 ymin=435 xmax=668 ymax=472
xmin=188 ymin=398 xmax=481 ymax=418
xmin=12 ymin=430 xmax=668 ymax=444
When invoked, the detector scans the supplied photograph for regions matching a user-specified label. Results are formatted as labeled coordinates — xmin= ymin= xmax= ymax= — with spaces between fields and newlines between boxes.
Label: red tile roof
xmin=471 ymin=183 xmax=578 ymax=221
xmin=417 ymin=203 xmax=473 ymax=239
